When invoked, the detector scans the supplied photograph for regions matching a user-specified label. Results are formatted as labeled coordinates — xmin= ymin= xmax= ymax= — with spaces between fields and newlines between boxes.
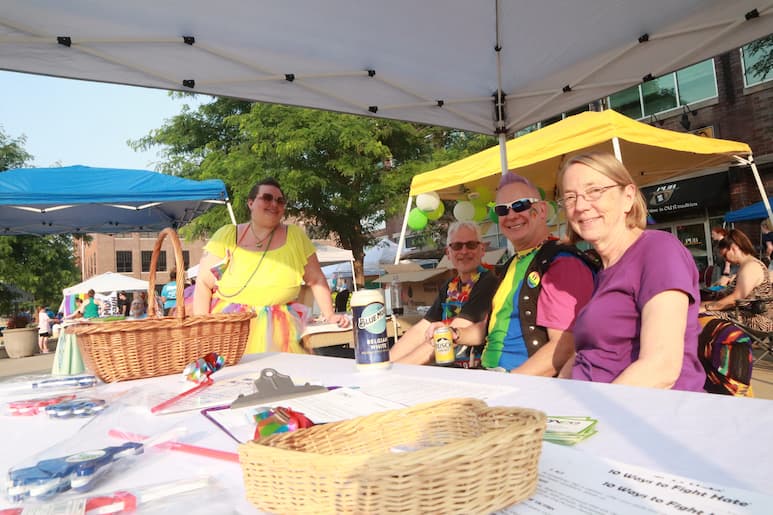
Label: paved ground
xmin=1 ymin=346 xmax=772 ymax=399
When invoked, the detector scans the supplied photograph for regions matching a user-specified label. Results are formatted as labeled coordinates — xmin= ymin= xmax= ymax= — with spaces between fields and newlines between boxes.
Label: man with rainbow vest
xmin=390 ymin=221 xmax=499 ymax=367
xmin=428 ymin=173 xmax=597 ymax=375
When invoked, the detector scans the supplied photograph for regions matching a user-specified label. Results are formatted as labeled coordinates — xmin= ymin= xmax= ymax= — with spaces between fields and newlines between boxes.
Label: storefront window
xmin=609 ymin=85 xmax=642 ymax=119
xmin=642 ymin=75 xmax=677 ymax=116
xmin=676 ymin=222 xmax=709 ymax=278
xmin=677 ymin=60 xmax=718 ymax=105
xmin=609 ymin=60 xmax=717 ymax=119
xmin=741 ymin=36 xmax=773 ymax=87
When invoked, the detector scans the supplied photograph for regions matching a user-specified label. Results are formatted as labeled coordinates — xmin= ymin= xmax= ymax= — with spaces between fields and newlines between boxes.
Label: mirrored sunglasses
xmin=493 ymin=197 xmax=540 ymax=217
xmin=448 ymin=241 xmax=481 ymax=251
xmin=257 ymin=193 xmax=286 ymax=205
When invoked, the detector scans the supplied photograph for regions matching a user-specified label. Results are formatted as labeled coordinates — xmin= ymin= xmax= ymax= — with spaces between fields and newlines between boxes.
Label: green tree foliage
xmin=0 ymin=127 xmax=32 ymax=170
xmin=0 ymin=127 xmax=80 ymax=313
xmin=0 ymin=235 xmax=80 ymax=313
xmin=132 ymin=99 xmax=494 ymax=284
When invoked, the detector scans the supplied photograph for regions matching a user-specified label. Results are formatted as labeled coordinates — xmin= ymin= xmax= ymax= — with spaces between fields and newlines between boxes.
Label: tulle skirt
xmin=209 ymin=298 xmax=310 ymax=354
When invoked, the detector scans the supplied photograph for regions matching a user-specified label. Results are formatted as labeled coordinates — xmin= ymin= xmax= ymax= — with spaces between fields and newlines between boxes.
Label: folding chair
xmin=731 ymin=297 xmax=773 ymax=365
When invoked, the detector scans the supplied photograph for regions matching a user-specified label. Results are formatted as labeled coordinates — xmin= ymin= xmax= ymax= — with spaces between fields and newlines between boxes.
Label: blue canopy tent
xmin=724 ymin=197 xmax=773 ymax=223
xmin=0 ymin=165 xmax=235 ymax=235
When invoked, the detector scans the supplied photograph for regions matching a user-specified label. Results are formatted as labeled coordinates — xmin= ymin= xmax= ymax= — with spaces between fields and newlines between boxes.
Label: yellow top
xmin=206 ymin=223 xmax=316 ymax=307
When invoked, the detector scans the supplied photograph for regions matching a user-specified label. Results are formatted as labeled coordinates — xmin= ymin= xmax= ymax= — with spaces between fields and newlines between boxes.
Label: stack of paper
xmin=543 ymin=416 xmax=598 ymax=445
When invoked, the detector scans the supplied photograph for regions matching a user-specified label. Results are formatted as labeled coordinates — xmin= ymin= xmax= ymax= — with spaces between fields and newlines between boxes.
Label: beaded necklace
xmin=442 ymin=265 xmax=487 ymax=321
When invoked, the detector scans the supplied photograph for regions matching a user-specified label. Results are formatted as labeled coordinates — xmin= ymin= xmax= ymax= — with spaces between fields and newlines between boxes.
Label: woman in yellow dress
xmin=193 ymin=178 xmax=349 ymax=353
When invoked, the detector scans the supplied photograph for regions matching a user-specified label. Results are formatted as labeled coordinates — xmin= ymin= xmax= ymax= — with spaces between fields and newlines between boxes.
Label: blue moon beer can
xmin=433 ymin=326 xmax=455 ymax=365
xmin=351 ymin=289 xmax=391 ymax=370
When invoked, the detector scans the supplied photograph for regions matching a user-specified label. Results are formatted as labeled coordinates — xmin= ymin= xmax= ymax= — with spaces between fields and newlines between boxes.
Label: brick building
xmin=78 ymin=232 xmax=206 ymax=286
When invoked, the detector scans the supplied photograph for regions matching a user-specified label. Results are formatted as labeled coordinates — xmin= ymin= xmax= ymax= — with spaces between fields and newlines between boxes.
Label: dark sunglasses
xmin=492 ymin=197 xmax=540 ymax=217
xmin=256 ymin=193 xmax=286 ymax=205
xmin=448 ymin=241 xmax=481 ymax=251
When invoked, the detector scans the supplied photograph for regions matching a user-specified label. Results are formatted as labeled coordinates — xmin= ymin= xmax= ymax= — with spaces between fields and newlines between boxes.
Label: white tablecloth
xmin=1 ymin=352 xmax=772 ymax=512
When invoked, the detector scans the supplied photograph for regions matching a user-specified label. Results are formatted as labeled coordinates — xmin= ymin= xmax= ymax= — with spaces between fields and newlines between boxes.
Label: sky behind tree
xmin=0 ymin=70 xmax=204 ymax=170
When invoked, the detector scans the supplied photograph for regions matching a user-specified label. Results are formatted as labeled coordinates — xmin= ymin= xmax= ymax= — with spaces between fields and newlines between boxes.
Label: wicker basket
xmin=67 ymin=228 xmax=253 ymax=382
xmin=238 ymin=398 xmax=546 ymax=514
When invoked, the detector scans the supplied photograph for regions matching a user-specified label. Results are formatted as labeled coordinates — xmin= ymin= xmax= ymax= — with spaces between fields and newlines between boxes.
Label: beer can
xmin=433 ymin=326 xmax=455 ymax=365
xmin=351 ymin=289 xmax=391 ymax=370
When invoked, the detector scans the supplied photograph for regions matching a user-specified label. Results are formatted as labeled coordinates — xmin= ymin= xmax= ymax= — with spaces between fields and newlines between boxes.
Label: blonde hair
xmin=556 ymin=152 xmax=647 ymax=243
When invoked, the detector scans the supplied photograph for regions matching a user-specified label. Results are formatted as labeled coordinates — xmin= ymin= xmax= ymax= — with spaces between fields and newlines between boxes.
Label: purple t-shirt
xmin=571 ymin=230 xmax=705 ymax=392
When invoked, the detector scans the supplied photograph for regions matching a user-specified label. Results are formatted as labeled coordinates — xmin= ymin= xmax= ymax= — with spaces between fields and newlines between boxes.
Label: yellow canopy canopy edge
xmin=409 ymin=110 xmax=752 ymax=201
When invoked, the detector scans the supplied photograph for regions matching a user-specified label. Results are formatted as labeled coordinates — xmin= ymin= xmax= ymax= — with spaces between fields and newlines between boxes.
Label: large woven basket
xmin=238 ymin=398 xmax=546 ymax=514
xmin=67 ymin=228 xmax=253 ymax=382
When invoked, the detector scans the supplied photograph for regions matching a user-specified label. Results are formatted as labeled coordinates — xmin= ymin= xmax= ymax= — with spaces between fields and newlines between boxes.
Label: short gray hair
xmin=446 ymin=221 xmax=482 ymax=245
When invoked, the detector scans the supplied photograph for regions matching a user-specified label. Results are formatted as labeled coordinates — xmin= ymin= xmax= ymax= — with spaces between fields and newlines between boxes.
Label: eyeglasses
xmin=256 ymin=193 xmax=286 ymax=205
xmin=558 ymin=185 xmax=621 ymax=208
xmin=448 ymin=241 xmax=481 ymax=251
xmin=492 ymin=198 xmax=541 ymax=217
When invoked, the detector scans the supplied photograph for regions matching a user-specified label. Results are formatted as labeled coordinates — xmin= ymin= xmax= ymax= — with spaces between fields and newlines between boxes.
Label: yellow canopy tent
xmin=398 ymin=110 xmax=767 ymax=261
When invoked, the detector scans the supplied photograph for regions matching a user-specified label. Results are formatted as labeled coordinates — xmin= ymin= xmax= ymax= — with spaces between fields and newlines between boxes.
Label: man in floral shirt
xmin=390 ymin=221 xmax=499 ymax=367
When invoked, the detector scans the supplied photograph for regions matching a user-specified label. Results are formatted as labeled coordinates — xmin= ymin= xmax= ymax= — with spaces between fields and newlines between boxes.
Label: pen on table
xmin=32 ymin=375 xmax=97 ymax=389
xmin=108 ymin=428 xmax=239 ymax=463
xmin=150 ymin=377 xmax=213 ymax=414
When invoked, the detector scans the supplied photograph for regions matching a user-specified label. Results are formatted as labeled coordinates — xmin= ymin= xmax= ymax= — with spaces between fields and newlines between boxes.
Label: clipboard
xmin=229 ymin=368 xmax=327 ymax=409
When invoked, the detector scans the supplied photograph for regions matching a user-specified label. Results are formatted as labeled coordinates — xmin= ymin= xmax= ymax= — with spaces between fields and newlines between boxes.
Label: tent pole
xmin=499 ymin=133 xmax=508 ymax=174
xmin=612 ymin=137 xmax=622 ymax=162
xmin=226 ymin=201 xmax=237 ymax=225
xmin=350 ymin=261 xmax=358 ymax=292
xmin=395 ymin=196 xmax=413 ymax=265
xmin=735 ymin=155 xmax=773 ymax=228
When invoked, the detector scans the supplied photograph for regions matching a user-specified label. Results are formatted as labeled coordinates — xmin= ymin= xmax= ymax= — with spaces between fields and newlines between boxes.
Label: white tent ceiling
xmin=1 ymin=1 xmax=771 ymax=135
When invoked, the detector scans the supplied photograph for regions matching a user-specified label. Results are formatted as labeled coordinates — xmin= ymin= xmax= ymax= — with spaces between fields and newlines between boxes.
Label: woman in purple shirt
xmin=556 ymin=152 xmax=705 ymax=391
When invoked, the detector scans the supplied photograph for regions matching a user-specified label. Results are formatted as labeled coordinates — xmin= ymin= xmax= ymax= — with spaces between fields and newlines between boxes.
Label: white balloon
xmin=453 ymin=201 xmax=475 ymax=221
xmin=416 ymin=192 xmax=440 ymax=212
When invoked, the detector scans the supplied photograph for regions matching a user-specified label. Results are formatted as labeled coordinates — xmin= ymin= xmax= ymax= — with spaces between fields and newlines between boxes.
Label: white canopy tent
xmin=314 ymin=242 xmax=357 ymax=291
xmin=62 ymin=272 xmax=148 ymax=296
xmin=59 ymin=272 xmax=149 ymax=316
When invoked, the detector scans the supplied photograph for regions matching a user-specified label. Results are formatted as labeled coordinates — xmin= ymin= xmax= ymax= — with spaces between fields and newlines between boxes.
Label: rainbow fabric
xmin=209 ymin=298 xmax=310 ymax=354
xmin=61 ymin=293 xmax=86 ymax=317
xmin=482 ymin=251 xmax=538 ymax=370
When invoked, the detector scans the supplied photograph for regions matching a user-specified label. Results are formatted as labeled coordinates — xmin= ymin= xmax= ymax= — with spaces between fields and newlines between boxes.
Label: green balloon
xmin=426 ymin=202 xmax=445 ymax=221
xmin=474 ymin=186 xmax=494 ymax=204
xmin=488 ymin=205 xmax=498 ymax=223
xmin=537 ymin=186 xmax=546 ymax=200
xmin=407 ymin=207 xmax=428 ymax=231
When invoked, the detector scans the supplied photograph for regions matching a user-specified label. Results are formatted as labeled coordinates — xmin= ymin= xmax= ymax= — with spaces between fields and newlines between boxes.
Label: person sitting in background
xmin=129 ymin=292 xmax=147 ymax=319
xmin=557 ymin=152 xmax=705 ymax=391
xmin=390 ymin=222 xmax=499 ymax=367
xmin=37 ymin=305 xmax=51 ymax=354
xmin=82 ymin=289 xmax=100 ymax=319
xmin=161 ymin=270 xmax=178 ymax=316
xmin=194 ymin=177 xmax=349 ymax=354
xmin=701 ymin=229 xmax=773 ymax=332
